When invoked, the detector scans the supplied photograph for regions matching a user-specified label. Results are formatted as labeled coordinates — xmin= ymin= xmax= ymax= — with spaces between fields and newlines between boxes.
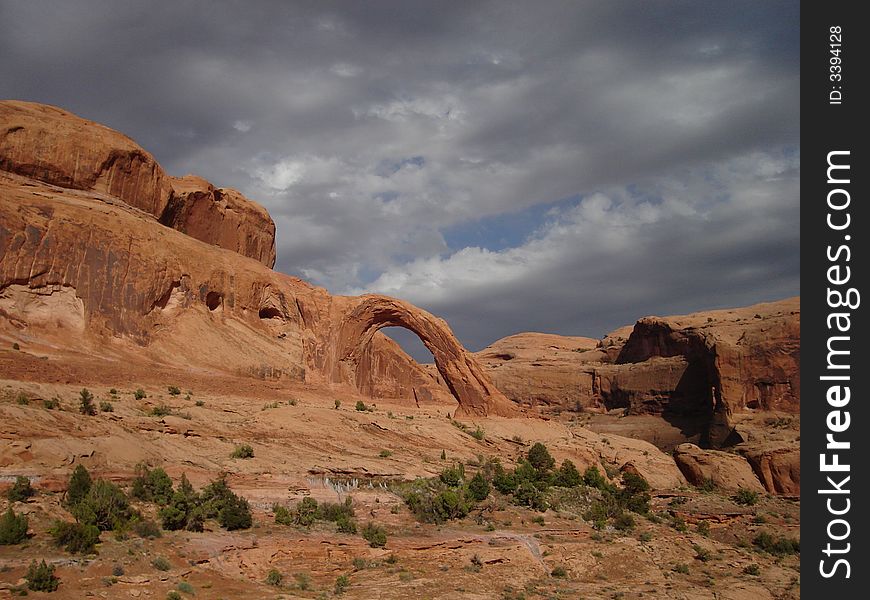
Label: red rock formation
xmin=0 ymin=101 xmax=276 ymax=267
xmin=672 ymin=443 xmax=765 ymax=492
xmin=0 ymin=102 xmax=510 ymax=416
xmin=163 ymin=175 xmax=276 ymax=268
xmin=742 ymin=444 xmax=800 ymax=495
xmin=0 ymin=100 xmax=172 ymax=217
xmin=330 ymin=295 xmax=515 ymax=417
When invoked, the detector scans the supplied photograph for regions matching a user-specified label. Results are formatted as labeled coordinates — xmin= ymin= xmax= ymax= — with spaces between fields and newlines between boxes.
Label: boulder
xmin=673 ymin=443 xmax=764 ymax=492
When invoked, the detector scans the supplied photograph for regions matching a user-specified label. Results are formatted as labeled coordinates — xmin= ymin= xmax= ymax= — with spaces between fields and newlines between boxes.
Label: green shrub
xmin=697 ymin=477 xmax=716 ymax=492
xmin=152 ymin=556 xmax=171 ymax=571
xmin=112 ymin=565 xmax=125 ymax=576
xmin=26 ymin=560 xmax=60 ymax=592
xmin=7 ymin=475 xmax=34 ymax=502
xmin=168 ymin=386 xmax=181 ymax=396
xmin=513 ymin=482 xmax=546 ymax=511
xmin=133 ymin=388 xmax=147 ymax=400
xmin=0 ymin=507 xmax=29 ymax=544
xmin=43 ymin=397 xmax=60 ymax=409
xmin=266 ymin=568 xmax=283 ymax=586
xmin=230 ymin=444 xmax=254 ymax=459
xmin=379 ymin=449 xmax=392 ymax=458
xmin=12 ymin=342 xmax=20 ymax=350
xmin=693 ymin=544 xmax=711 ymax=562
xmin=218 ymin=493 xmax=252 ymax=530
xmin=295 ymin=572 xmax=312 ymax=590
xmin=132 ymin=464 xmax=174 ymax=505
xmin=72 ymin=479 xmax=133 ymax=531
xmin=697 ymin=521 xmax=710 ymax=536
xmin=439 ymin=464 xmax=464 ymax=487
xmin=292 ymin=497 xmax=319 ymax=527
xmin=492 ymin=465 xmax=517 ymax=494
xmin=66 ymin=464 xmax=92 ymax=506
xmin=195 ymin=400 xmax=205 ymax=407
xmin=16 ymin=392 xmax=29 ymax=405
xmin=468 ymin=472 xmax=491 ymax=502
xmin=334 ymin=574 xmax=350 ymax=594
xmin=554 ymin=460 xmax=582 ymax=487
xmin=361 ymin=522 xmax=387 ymax=548
xmin=673 ymin=563 xmax=690 ymax=575
xmin=336 ymin=515 xmax=357 ymax=534
xmin=49 ymin=520 xmax=101 ymax=553
xmin=743 ymin=564 xmax=761 ymax=576
xmin=79 ymin=388 xmax=97 ymax=415
xmin=527 ymin=443 xmax=555 ymax=473
xmin=99 ymin=401 xmax=114 ymax=413
xmin=109 ymin=388 xmax=118 ymax=396
xmin=733 ymin=489 xmax=760 ymax=506
xmin=159 ymin=474 xmax=200 ymax=531
xmin=176 ymin=581 xmax=194 ymax=594
xmin=273 ymin=504 xmax=293 ymax=525
xmin=583 ymin=466 xmax=608 ymax=490
xmin=355 ymin=400 xmax=368 ymax=411
xmin=550 ymin=565 xmax=567 ymax=578
xmin=753 ymin=531 xmax=800 ymax=556
xmin=133 ymin=519 xmax=162 ymax=539
xmin=167 ymin=592 xmax=182 ymax=600
xmin=334 ymin=399 xmax=341 ymax=409
xmin=614 ymin=513 xmax=636 ymax=532
xmin=318 ymin=497 xmax=355 ymax=522
xmin=470 ymin=426 xmax=485 ymax=441
xmin=149 ymin=404 xmax=171 ymax=417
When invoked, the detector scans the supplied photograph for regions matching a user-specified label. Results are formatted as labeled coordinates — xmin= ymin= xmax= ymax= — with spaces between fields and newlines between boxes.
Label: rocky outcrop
xmin=0 ymin=100 xmax=172 ymax=218
xmin=742 ymin=444 xmax=800 ymax=495
xmin=673 ymin=443 xmax=764 ymax=492
xmin=163 ymin=175 xmax=276 ymax=267
xmin=0 ymin=102 xmax=510 ymax=416
xmin=0 ymin=101 xmax=276 ymax=266
xmin=476 ymin=333 xmax=601 ymax=410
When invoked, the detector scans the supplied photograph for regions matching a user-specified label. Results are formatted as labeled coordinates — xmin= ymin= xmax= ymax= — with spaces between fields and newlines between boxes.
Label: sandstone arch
xmin=332 ymin=295 xmax=516 ymax=417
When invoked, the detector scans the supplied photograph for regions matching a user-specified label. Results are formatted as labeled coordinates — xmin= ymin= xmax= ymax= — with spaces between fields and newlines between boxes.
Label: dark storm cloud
xmin=0 ymin=0 xmax=799 ymax=358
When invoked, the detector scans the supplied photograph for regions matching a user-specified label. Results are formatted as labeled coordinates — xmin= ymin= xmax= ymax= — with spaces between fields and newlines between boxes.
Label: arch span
xmin=331 ymin=295 xmax=516 ymax=417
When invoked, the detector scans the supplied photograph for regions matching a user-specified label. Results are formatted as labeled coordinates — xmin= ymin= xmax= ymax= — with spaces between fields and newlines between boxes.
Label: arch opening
xmin=332 ymin=295 xmax=515 ymax=417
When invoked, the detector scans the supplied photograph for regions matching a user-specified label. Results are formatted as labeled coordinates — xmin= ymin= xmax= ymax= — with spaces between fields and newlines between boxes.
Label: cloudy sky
xmin=0 ymin=1 xmax=799 ymax=360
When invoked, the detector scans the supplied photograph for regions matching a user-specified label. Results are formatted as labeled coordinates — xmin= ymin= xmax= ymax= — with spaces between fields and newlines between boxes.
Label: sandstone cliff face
xmin=163 ymin=175 xmax=276 ymax=268
xmin=1 ymin=101 xmax=173 ymax=218
xmin=0 ymin=101 xmax=275 ymax=267
xmin=0 ymin=102 xmax=511 ymax=417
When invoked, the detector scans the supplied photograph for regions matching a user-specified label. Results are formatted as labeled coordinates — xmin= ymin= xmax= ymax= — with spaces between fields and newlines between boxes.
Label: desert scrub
xmin=134 ymin=388 xmax=147 ymax=400
xmin=266 ymin=568 xmax=283 ymax=586
xmin=7 ymin=475 xmax=34 ymax=502
xmin=733 ymin=488 xmax=760 ymax=506
xmin=133 ymin=518 xmax=162 ymax=539
xmin=230 ymin=444 xmax=254 ymax=459
xmin=379 ymin=449 xmax=393 ymax=458
xmin=43 ymin=397 xmax=60 ymax=409
xmin=79 ymin=388 xmax=97 ymax=415
xmin=176 ymin=581 xmax=194 ymax=594
xmin=361 ymin=522 xmax=387 ymax=547
xmin=753 ymin=531 xmax=800 ymax=556
xmin=743 ymin=564 xmax=761 ymax=576
xmin=0 ymin=507 xmax=29 ymax=545
xmin=168 ymin=386 xmax=181 ymax=396
xmin=131 ymin=464 xmax=174 ymax=505
xmin=355 ymin=400 xmax=368 ymax=411
xmin=152 ymin=556 xmax=171 ymax=571
xmin=550 ymin=565 xmax=567 ymax=578
xmin=26 ymin=560 xmax=60 ymax=592
xmin=294 ymin=572 xmax=312 ymax=590
xmin=66 ymin=464 xmax=93 ymax=506
xmin=71 ymin=479 xmax=133 ymax=531
xmin=49 ymin=521 xmax=101 ymax=553
xmin=16 ymin=392 xmax=29 ymax=405
xmin=470 ymin=425 xmax=485 ymax=440
xmin=334 ymin=574 xmax=350 ymax=594
xmin=334 ymin=399 xmax=341 ymax=409
xmin=195 ymin=399 xmax=205 ymax=407
xmin=149 ymin=403 xmax=172 ymax=417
